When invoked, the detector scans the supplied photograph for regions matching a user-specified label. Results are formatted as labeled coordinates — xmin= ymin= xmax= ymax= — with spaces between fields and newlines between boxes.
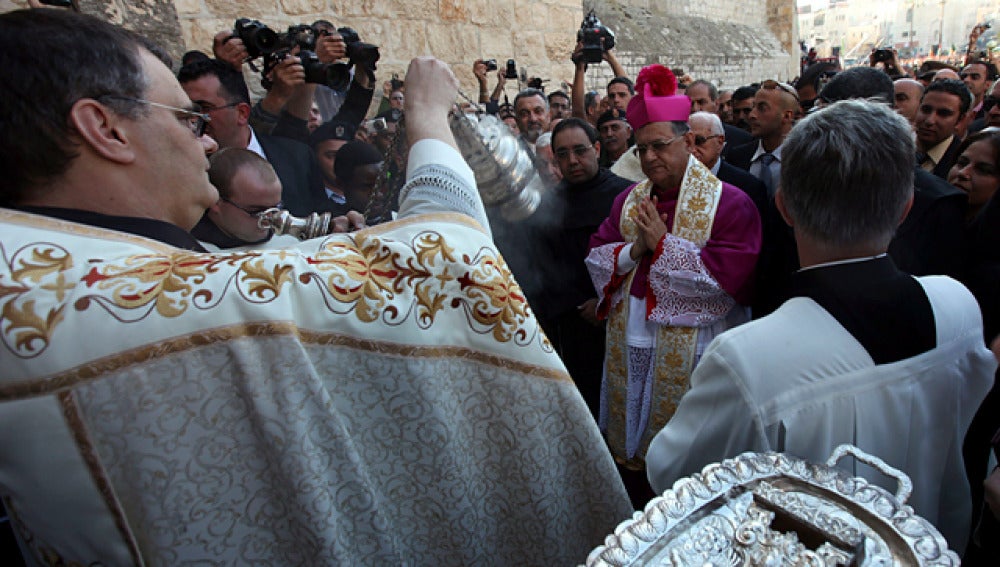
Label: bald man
xmin=894 ymin=78 xmax=924 ymax=125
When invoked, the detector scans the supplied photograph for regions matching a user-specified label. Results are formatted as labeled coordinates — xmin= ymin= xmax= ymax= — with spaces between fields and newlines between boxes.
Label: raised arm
xmin=396 ymin=57 xmax=489 ymax=230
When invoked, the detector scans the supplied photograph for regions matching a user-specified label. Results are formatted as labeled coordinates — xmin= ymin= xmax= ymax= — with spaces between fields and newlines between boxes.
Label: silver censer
xmin=258 ymin=110 xmax=545 ymax=240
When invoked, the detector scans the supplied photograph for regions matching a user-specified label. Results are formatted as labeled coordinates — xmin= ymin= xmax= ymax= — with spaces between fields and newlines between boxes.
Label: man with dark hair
xmin=332 ymin=140 xmax=384 ymax=213
xmin=606 ymin=76 xmax=634 ymax=111
xmin=513 ymin=87 xmax=550 ymax=145
xmin=548 ymin=90 xmax=571 ymax=120
xmin=717 ymin=89 xmax=733 ymax=123
xmin=915 ymin=79 xmax=973 ymax=179
xmin=0 ymin=9 xmax=632 ymax=563
xmin=646 ymin=100 xmax=994 ymax=552
xmin=178 ymin=59 xmax=325 ymax=216
xmin=540 ymin=117 xmax=632 ymax=417
xmin=793 ymin=61 xmax=837 ymax=113
xmin=686 ymin=79 xmax=718 ymax=112
xmin=963 ymin=60 xmax=998 ymax=120
xmin=729 ymin=85 xmax=758 ymax=131
xmin=309 ymin=119 xmax=357 ymax=215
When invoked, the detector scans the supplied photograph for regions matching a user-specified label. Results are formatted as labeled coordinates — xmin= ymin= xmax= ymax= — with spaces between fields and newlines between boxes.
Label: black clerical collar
xmin=790 ymin=255 xmax=935 ymax=364
xmin=190 ymin=215 xmax=271 ymax=249
xmin=558 ymin=168 xmax=614 ymax=193
xmin=13 ymin=206 xmax=207 ymax=252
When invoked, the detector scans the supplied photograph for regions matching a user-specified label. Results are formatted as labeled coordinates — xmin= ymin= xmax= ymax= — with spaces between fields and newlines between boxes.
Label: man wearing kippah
xmin=586 ymin=65 xmax=762 ymax=506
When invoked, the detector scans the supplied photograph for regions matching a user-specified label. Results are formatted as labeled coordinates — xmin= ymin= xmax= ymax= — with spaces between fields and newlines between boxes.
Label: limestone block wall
xmin=582 ymin=0 xmax=799 ymax=92
xmin=1 ymin=0 xmax=797 ymax=100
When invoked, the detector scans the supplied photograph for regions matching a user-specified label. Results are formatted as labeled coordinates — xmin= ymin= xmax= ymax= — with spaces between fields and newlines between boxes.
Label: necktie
xmin=758 ymin=153 xmax=776 ymax=197
xmin=915 ymin=151 xmax=932 ymax=171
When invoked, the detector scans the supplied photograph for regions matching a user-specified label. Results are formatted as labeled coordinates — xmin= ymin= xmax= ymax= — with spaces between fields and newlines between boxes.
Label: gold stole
xmin=605 ymin=156 xmax=724 ymax=469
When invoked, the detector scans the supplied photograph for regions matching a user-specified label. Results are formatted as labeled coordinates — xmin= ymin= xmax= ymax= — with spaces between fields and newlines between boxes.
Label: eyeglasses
xmin=100 ymin=95 xmax=211 ymax=137
xmin=760 ymin=80 xmax=799 ymax=101
xmin=633 ymin=134 xmax=684 ymax=157
xmin=221 ymin=197 xmax=282 ymax=220
xmin=694 ymin=134 xmax=721 ymax=146
xmin=554 ymin=144 xmax=595 ymax=160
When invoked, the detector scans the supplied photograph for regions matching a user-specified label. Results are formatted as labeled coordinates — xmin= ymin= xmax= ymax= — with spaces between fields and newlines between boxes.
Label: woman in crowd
xmin=948 ymin=128 xmax=1000 ymax=223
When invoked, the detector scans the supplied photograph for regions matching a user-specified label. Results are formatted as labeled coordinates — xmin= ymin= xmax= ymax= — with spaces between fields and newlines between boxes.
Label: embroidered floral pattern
xmin=2 ymin=231 xmax=536 ymax=358
xmin=647 ymin=235 xmax=735 ymax=326
xmin=0 ymin=243 xmax=74 ymax=358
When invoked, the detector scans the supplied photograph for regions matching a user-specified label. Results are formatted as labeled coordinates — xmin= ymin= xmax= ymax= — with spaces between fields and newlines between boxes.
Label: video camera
xmin=577 ymin=10 xmax=615 ymax=64
xmin=232 ymin=18 xmax=380 ymax=91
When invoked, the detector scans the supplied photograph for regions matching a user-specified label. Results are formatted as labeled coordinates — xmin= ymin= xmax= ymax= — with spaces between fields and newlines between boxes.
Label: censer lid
xmin=586 ymin=445 xmax=958 ymax=566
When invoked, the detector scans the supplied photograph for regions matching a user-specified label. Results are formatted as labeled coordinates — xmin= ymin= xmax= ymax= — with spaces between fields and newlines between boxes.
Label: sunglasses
xmin=760 ymin=80 xmax=800 ymax=101
xmin=222 ymin=197 xmax=283 ymax=220
xmin=694 ymin=134 xmax=721 ymax=146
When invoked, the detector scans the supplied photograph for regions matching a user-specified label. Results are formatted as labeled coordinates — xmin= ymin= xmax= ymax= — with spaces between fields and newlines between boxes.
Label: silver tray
xmin=586 ymin=445 xmax=959 ymax=566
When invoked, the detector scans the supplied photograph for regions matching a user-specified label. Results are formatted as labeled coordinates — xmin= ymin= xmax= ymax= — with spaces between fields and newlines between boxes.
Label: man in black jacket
xmin=538 ymin=118 xmax=632 ymax=418
xmin=178 ymin=59 xmax=326 ymax=217
xmin=751 ymin=67 xmax=967 ymax=317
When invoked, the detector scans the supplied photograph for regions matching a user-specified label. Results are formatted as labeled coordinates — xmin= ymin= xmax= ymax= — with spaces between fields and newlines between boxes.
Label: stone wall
xmin=581 ymin=0 xmax=798 ymax=92
xmin=1 ymin=0 xmax=797 ymax=100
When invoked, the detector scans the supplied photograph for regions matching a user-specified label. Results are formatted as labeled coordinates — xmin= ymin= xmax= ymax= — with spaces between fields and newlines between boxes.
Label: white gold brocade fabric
xmin=0 ymin=142 xmax=631 ymax=565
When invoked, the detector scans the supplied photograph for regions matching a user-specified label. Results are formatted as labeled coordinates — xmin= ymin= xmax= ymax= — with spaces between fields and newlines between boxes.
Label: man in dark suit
xmin=751 ymin=67 xmax=967 ymax=318
xmin=724 ymin=80 xmax=798 ymax=201
xmin=914 ymin=79 xmax=971 ymax=180
xmin=178 ymin=59 xmax=325 ymax=217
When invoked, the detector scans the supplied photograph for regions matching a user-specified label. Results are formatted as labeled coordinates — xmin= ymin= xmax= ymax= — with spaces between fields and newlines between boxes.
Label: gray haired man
xmin=646 ymin=100 xmax=995 ymax=552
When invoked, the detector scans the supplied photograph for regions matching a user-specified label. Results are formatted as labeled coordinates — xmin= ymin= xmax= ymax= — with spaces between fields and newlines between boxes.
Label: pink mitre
xmin=625 ymin=65 xmax=691 ymax=130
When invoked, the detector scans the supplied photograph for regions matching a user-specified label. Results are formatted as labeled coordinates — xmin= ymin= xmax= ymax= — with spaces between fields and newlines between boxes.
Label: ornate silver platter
xmin=585 ymin=445 xmax=959 ymax=566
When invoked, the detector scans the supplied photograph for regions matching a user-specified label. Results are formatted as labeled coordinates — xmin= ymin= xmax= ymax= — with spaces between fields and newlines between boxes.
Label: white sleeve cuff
xmin=616 ymin=244 xmax=637 ymax=275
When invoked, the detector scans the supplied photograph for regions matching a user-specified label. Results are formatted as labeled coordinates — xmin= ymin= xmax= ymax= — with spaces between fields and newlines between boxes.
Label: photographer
xmin=869 ymin=47 xmax=906 ymax=80
xmin=214 ymin=20 xmax=374 ymax=144
xmin=473 ymin=58 xmax=511 ymax=114
xmin=570 ymin=41 xmax=627 ymax=124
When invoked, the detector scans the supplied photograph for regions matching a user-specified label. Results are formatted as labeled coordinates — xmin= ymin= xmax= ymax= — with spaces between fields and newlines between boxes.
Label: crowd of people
xmin=3 ymin=3 xmax=1000 ymax=564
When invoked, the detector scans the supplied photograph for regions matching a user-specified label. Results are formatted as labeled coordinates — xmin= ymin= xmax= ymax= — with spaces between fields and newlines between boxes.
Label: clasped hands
xmin=629 ymin=196 xmax=668 ymax=260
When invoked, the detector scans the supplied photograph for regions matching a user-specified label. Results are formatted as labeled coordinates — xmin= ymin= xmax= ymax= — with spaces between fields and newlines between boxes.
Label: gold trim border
xmin=58 ymin=391 xmax=144 ymax=566
xmin=1 ymin=322 xmax=569 ymax=401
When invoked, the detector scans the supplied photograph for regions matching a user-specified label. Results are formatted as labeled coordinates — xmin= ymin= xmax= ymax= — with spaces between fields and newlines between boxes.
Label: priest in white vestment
xmin=0 ymin=9 xmax=632 ymax=566
xmin=645 ymin=100 xmax=995 ymax=552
